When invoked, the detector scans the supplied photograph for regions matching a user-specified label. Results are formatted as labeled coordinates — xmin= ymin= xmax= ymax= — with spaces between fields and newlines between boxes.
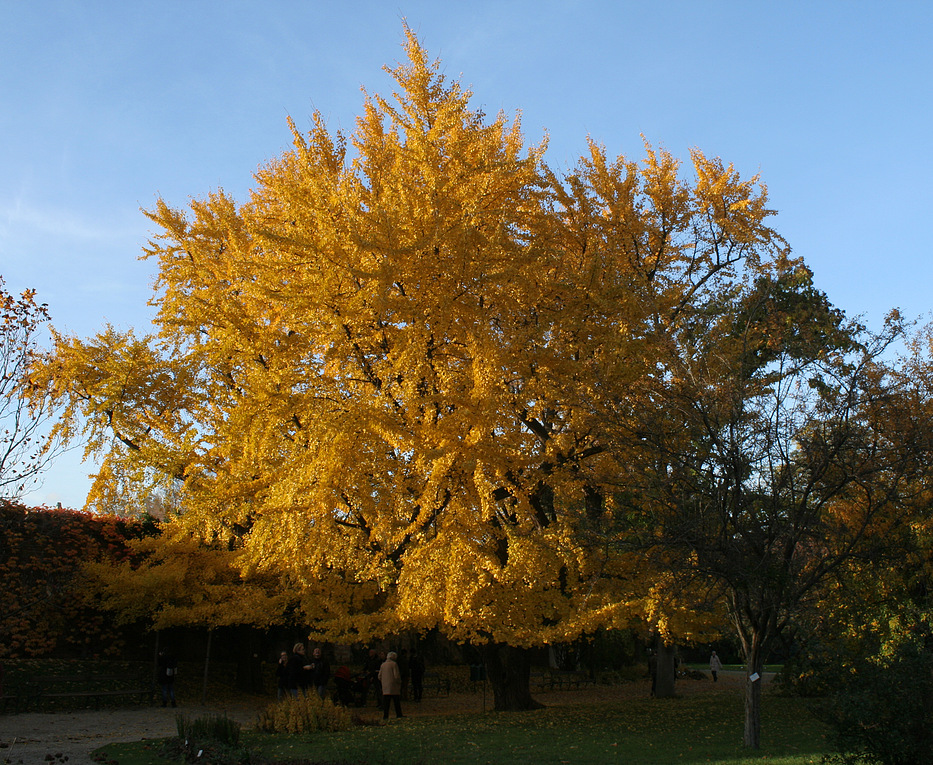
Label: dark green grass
xmin=96 ymin=687 xmax=830 ymax=765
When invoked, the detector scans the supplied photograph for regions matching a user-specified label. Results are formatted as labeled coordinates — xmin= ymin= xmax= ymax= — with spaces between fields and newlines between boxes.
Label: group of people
xmin=276 ymin=644 xmax=425 ymax=721
xmin=276 ymin=643 xmax=332 ymax=699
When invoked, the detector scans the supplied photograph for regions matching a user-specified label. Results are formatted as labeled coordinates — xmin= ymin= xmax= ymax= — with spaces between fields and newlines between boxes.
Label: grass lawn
xmin=96 ymin=681 xmax=829 ymax=765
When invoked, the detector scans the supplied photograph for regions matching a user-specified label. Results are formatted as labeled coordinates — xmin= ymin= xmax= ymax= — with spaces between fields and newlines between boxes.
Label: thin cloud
xmin=0 ymin=198 xmax=142 ymax=244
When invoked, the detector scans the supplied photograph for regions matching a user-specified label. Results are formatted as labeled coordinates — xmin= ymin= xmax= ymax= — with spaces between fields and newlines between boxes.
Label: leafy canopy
xmin=34 ymin=27 xmax=789 ymax=647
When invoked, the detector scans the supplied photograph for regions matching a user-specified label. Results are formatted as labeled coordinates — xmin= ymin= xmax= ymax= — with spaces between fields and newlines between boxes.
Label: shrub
xmin=257 ymin=693 xmax=352 ymax=734
xmin=810 ymin=640 xmax=933 ymax=765
xmin=0 ymin=504 xmax=148 ymax=659
xmin=168 ymin=713 xmax=246 ymax=764
xmin=175 ymin=713 xmax=242 ymax=746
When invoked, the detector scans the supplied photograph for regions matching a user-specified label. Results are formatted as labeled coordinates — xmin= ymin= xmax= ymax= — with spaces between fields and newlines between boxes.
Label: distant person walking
xmin=709 ymin=650 xmax=723 ymax=682
xmin=378 ymin=651 xmax=404 ymax=720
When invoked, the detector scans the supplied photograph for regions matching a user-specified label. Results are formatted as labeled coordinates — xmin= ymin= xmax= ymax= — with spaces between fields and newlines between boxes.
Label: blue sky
xmin=3 ymin=1 xmax=931 ymax=509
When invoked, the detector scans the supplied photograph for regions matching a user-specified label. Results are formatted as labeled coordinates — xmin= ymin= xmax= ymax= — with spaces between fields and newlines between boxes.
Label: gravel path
xmin=0 ymin=700 xmax=262 ymax=765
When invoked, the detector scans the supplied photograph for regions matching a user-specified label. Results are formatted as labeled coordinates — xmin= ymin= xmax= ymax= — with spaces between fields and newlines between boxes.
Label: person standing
xmin=309 ymin=647 xmax=331 ymax=700
xmin=709 ymin=650 xmax=723 ymax=682
xmin=333 ymin=664 xmax=355 ymax=705
xmin=287 ymin=643 xmax=309 ymax=696
xmin=378 ymin=651 xmax=404 ymax=720
xmin=157 ymin=647 xmax=178 ymax=707
xmin=364 ymin=648 xmax=383 ymax=707
xmin=275 ymin=651 xmax=289 ymax=700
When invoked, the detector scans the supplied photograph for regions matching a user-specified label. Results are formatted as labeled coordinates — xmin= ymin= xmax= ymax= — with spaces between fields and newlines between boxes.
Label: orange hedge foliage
xmin=0 ymin=502 xmax=150 ymax=658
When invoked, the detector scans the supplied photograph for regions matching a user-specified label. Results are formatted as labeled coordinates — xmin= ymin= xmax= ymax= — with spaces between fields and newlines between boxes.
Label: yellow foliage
xmin=84 ymin=521 xmax=294 ymax=630
xmin=34 ymin=26 xmax=792 ymax=647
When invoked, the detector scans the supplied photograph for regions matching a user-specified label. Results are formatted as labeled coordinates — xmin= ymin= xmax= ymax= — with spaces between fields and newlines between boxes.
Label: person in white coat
xmin=378 ymin=651 xmax=404 ymax=720
xmin=709 ymin=650 xmax=723 ymax=682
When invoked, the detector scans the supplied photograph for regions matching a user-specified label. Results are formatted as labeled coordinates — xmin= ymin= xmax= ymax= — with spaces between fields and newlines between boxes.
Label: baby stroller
xmin=333 ymin=665 xmax=358 ymax=706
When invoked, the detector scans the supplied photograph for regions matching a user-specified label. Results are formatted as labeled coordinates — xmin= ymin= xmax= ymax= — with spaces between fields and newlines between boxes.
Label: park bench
xmin=0 ymin=678 xmax=39 ymax=714
xmin=30 ymin=671 xmax=153 ymax=711
xmin=552 ymin=670 xmax=593 ymax=690
xmin=422 ymin=672 xmax=451 ymax=697
xmin=531 ymin=670 xmax=594 ymax=692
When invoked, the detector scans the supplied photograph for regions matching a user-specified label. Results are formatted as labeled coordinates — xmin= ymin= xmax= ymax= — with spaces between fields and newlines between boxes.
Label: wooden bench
xmin=32 ymin=673 xmax=153 ymax=710
xmin=531 ymin=670 xmax=594 ymax=692
xmin=554 ymin=670 xmax=593 ymax=690
xmin=1 ymin=679 xmax=38 ymax=714
xmin=422 ymin=672 xmax=451 ymax=697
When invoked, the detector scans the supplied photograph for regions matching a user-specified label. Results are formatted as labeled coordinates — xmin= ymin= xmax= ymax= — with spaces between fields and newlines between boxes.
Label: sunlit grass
xmin=96 ymin=686 xmax=829 ymax=764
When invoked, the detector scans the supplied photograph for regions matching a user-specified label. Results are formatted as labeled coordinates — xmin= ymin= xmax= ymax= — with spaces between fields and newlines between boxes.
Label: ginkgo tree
xmin=32 ymin=27 xmax=794 ymax=710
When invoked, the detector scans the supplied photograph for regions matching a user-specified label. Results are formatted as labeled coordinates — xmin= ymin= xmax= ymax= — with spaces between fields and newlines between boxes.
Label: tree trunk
xmin=743 ymin=644 xmax=764 ymax=748
xmin=481 ymin=643 xmax=543 ymax=711
xmin=153 ymin=631 xmax=161 ymax=688
xmin=654 ymin=636 xmax=677 ymax=698
xmin=202 ymin=628 xmax=213 ymax=704
xmin=235 ymin=628 xmax=265 ymax=693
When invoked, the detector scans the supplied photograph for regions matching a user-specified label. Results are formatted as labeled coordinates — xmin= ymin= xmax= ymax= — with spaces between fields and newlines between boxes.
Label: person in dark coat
xmin=286 ymin=643 xmax=309 ymax=696
xmin=364 ymin=648 xmax=383 ymax=707
xmin=157 ymin=647 xmax=178 ymax=707
xmin=275 ymin=650 xmax=289 ymax=699
xmin=309 ymin=647 xmax=331 ymax=699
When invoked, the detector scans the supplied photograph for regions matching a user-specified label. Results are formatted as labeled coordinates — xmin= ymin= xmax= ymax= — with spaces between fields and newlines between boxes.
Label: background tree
xmin=608 ymin=260 xmax=932 ymax=747
xmin=32 ymin=29 xmax=796 ymax=710
xmin=786 ymin=322 xmax=933 ymax=765
xmin=795 ymin=553 xmax=933 ymax=765
xmin=0 ymin=276 xmax=62 ymax=499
